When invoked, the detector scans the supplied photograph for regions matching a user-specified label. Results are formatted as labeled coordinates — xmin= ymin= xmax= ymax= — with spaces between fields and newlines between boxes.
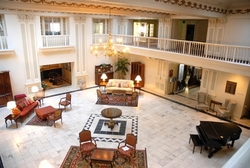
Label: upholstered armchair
xmin=126 ymin=92 xmax=138 ymax=105
xmin=79 ymin=130 xmax=97 ymax=161
xmin=116 ymin=133 xmax=137 ymax=165
xmin=217 ymin=99 xmax=237 ymax=120
xmin=59 ymin=93 xmax=72 ymax=111
xmin=96 ymin=89 xmax=109 ymax=103
xmin=195 ymin=92 xmax=211 ymax=111
xmin=47 ymin=109 xmax=63 ymax=127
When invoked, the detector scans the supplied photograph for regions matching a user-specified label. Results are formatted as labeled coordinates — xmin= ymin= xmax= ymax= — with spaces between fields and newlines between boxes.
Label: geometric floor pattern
xmin=83 ymin=113 xmax=138 ymax=143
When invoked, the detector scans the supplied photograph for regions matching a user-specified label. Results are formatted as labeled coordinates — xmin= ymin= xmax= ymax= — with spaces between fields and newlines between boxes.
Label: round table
xmin=101 ymin=108 xmax=122 ymax=130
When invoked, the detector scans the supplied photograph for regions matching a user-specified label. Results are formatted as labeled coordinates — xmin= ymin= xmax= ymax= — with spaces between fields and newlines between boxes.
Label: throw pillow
xmin=123 ymin=83 xmax=129 ymax=88
xmin=118 ymin=83 xmax=121 ymax=88
xmin=107 ymin=82 xmax=112 ymax=87
xmin=112 ymin=82 xmax=117 ymax=87
xmin=16 ymin=99 xmax=25 ymax=110
xmin=12 ymin=107 xmax=21 ymax=115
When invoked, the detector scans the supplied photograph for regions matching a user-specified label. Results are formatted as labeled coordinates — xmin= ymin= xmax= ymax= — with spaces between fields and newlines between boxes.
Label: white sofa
xmin=106 ymin=79 xmax=134 ymax=94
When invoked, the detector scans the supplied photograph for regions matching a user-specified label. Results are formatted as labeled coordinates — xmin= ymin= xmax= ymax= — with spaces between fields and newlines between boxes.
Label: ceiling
xmin=0 ymin=0 xmax=249 ymax=19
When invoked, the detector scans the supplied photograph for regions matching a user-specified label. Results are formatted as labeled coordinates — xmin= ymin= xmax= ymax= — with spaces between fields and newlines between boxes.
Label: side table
xmin=210 ymin=100 xmax=222 ymax=112
xmin=99 ymin=81 xmax=107 ymax=92
xmin=134 ymin=83 xmax=141 ymax=93
xmin=5 ymin=114 xmax=21 ymax=128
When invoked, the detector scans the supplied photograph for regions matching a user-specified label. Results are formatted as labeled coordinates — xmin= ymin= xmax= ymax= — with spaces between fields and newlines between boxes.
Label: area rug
xmin=26 ymin=115 xmax=54 ymax=126
xmin=60 ymin=146 xmax=148 ymax=168
xmin=83 ymin=114 xmax=138 ymax=143
xmin=96 ymin=94 xmax=138 ymax=107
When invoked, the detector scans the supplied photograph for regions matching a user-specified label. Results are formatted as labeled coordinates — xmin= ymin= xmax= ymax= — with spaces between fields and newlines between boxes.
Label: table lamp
xmin=31 ymin=86 xmax=39 ymax=93
xmin=101 ymin=73 xmax=108 ymax=82
xmin=135 ymin=75 xmax=142 ymax=84
xmin=7 ymin=101 xmax=16 ymax=116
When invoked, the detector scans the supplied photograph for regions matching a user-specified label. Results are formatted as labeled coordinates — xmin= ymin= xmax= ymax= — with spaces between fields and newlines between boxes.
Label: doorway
xmin=40 ymin=63 xmax=72 ymax=89
xmin=186 ymin=25 xmax=195 ymax=41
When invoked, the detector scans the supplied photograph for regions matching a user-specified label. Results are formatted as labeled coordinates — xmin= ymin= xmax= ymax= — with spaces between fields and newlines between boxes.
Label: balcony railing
xmin=92 ymin=34 xmax=250 ymax=66
xmin=0 ymin=36 xmax=8 ymax=50
xmin=42 ymin=35 xmax=69 ymax=48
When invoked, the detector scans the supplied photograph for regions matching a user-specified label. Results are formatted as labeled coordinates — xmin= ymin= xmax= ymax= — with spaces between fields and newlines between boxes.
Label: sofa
xmin=14 ymin=94 xmax=38 ymax=121
xmin=105 ymin=79 xmax=134 ymax=94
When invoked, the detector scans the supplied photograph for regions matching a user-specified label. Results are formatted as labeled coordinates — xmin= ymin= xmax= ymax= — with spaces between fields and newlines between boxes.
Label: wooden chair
xmin=96 ymin=89 xmax=109 ymax=103
xmin=59 ymin=93 xmax=72 ymax=111
xmin=47 ymin=109 xmax=63 ymax=127
xmin=116 ymin=133 xmax=137 ymax=165
xmin=79 ymin=130 xmax=97 ymax=161
xmin=126 ymin=92 xmax=138 ymax=105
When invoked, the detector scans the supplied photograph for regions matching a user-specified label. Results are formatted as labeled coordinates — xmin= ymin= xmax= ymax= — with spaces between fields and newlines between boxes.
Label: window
xmin=0 ymin=15 xmax=6 ymax=36
xmin=40 ymin=17 xmax=67 ymax=35
xmin=93 ymin=19 xmax=109 ymax=34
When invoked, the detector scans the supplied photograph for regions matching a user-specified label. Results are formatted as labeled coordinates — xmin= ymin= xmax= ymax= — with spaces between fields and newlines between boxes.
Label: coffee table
xmin=90 ymin=149 xmax=115 ymax=168
xmin=35 ymin=105 xmax=56 ymax=120
xmin=5 ymin=114 xmax=20 ymax=128
xmin=101 ymin=107 xmax=122 ymax=130
xmin=112 ymin=90 xmax=126 ymax=96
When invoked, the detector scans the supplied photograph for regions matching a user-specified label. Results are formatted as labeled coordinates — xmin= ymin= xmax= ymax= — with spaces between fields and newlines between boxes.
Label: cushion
xmin=16 ymin=99 xmax=25 ymax=111
xmin=226 ymin=100 xmax=234 ymax=111
xmin=123 ymin=83 xmax=129 ymax=88
xmin=118 ymin=83 xmax=121 ymax=88
xmin=12 ymin=107 xmax=21 ymax=115
xmin=106 ymin=82 xmax=112 ymax=87
xmin=112 ymin=82 xmax=117 ymax=87
xmin=198 ymin=93 xmax=205 ymax=103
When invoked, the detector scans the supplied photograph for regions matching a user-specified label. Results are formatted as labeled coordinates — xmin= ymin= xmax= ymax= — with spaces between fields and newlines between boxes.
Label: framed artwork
xmin=225 ymin=81 xmax=237 ymax=94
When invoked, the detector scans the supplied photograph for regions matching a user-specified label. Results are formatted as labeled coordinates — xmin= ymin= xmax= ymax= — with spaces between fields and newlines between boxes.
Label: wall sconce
xmin=101 ymin=73 xmax=108 ymax=82
xmin=135 ymin=75 xmax=142 ymax=84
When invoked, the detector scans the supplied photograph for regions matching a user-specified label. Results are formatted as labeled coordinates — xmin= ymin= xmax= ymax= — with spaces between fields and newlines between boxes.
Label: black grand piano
xmin=196 ymin=121 xmax=242 ymax=158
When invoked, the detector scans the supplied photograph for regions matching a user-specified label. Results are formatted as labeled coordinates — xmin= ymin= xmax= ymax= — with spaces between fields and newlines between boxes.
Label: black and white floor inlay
xmin=83 ymin=114 xmax=138 ymax=142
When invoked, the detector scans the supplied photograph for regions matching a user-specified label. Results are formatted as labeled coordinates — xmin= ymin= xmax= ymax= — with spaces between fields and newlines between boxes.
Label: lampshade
xmin=31 ymin=86 xmax=39 ymax=93
xmin=135 ymin=75 xmax=142 ymax=82
xmin=101 ymin=73 xmax=108 ymax=81
xmin=7 ymin=101 xmax=16 ymax=109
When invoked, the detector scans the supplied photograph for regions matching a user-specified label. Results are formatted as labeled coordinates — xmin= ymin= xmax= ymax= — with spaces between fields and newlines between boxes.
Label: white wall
xmin=223 ymin=18 xmax=250 ymax=46
xmin=214 ymin=72 xmax=249 ymax=118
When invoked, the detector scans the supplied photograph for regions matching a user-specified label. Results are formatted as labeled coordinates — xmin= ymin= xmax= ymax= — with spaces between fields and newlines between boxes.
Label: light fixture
xmin=31 ymin=86 xmax=39 ymax=93
xmin=135 ymin=75 xmax=142 ymax=84
xmin=90 ymin=8 xmax=129 ymax=58
xmin=101 ymin=73 xmax=108 ymax=82
xmin=7 ymin=101 xmax=17 ymax=116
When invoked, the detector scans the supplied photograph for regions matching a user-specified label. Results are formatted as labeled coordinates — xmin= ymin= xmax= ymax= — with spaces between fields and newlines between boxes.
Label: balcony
xmin=40 ymin=35 xmax=74 ymax=52
xmin=92 ymin=34 xmax=250 ymax=66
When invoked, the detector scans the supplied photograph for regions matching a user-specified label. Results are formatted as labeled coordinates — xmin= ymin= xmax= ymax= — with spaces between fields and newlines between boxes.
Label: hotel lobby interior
xmin=0 ymin=0 xmax=250 ymax=168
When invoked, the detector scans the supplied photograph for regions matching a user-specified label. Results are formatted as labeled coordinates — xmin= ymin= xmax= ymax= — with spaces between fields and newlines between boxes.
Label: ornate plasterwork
xmin=154 ymin=0 xmax=250 ymax=15
xmin=18 ymin=14 xmax=35 ymax=22
xmin=4 ymin=0 xmax=170 ymax=16
xmin=208 ymin=19 xmax=217 ymax=27
xmin=217 ymin=18 xmax=227 ymax=26
xmin=74 ymin=16 xmax=85 ymax=23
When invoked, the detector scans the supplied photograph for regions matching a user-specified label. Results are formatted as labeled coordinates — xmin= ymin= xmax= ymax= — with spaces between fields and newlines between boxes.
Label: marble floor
xmin=0 ymin=86 xmax=250 ymax=168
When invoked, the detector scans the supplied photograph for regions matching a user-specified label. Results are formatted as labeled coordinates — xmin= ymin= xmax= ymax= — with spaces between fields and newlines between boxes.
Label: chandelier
xmin=90 ymin=8 xmax=129 ymax=58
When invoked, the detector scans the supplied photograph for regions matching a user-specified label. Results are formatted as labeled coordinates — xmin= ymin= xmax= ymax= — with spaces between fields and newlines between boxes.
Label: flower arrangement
xmin=41 ymin=81 xmax=48 ymax=91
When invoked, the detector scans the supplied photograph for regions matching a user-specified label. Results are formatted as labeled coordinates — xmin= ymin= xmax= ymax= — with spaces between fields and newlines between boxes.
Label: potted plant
xmin=41 ymin=81 xmax=48 ymax=91
xmin=115 ymin=57 xmax=130 ymax=79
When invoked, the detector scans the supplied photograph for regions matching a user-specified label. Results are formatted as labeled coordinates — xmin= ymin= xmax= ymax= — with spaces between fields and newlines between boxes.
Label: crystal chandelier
xmin=90 ymin=8 xmax=129 ymax=58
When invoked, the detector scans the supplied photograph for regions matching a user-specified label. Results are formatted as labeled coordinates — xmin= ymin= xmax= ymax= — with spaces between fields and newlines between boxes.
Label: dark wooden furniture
xmin=79 ymin=130 xmax=97 ymax=161
xmin=95 ymin=64 xmax=113 ymax=86
xmin=189 ymin=134 xmax=203 ymax=154
xmin=5 ymin=114 xmax=20 ymax=128
xmin=209 ymin=100 xmax=222 ymax=112
xmin=130 ymin=62 xmax=145 ymax=87
xmin=58 ymin=93 xmax=72 ymax=111
xmin=47 ymin=109 xmax=63 ymax=127
xmin=101 ymin=107 xmax=122 ymax=130
xmin=90 ymin=149 xmax=115 ymax=168
xmin=0 ymin=71 xmax=13 ymax=107
xmin=196 ymin=121 xmax=242 ymax=158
